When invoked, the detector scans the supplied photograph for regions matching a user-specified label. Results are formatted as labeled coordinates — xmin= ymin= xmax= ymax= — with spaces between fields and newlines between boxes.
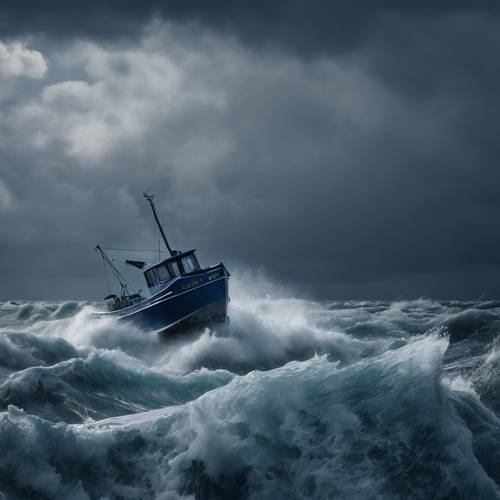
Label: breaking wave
xmin=0 ymin=278 xmax=499 ymax=499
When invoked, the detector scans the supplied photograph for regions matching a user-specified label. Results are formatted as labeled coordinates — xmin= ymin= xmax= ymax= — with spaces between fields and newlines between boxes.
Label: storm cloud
xmin=1 ymin=3 xmax=500 ymax=300
xmin=1 ymin=1 xmax=499 ymax=54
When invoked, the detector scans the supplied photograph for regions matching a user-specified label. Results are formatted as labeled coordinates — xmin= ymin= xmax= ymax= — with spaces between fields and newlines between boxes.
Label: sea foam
xmin=1 ymin=281 xmax=500 ymax=499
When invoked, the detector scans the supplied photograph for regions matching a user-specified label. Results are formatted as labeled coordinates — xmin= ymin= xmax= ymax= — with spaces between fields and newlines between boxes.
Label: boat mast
xmin=143 ymin=190 xmax=175 ymax=257
xmin=95 ymin=245 xmax=131 ymax=297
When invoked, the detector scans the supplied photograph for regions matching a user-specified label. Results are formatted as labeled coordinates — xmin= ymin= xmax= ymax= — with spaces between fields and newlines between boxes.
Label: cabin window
xmin=156 ymin=264 xmax=170 ymax=282
xmin=145 ymin=270 xmax=156 ymax=287
xmin=167 ymin=260 xmax=182 ymax=277
xmin=182 ymin=255 xmax=199 ymax=273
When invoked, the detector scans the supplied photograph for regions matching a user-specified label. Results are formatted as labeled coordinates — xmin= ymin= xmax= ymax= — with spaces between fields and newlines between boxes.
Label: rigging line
xmin=96 ymin=245 xmax=143 ymax=297
xmin=113 ymin=265 xmax=131 ymax=288
xmin=111 ymin=258 xmax=155 ymax=266
xmin=101 ymin=247 xmax=168 ymax=253
xmin=101 ymin=253 xmax=111 ymax=295
xmin=157 ymin=225 xmax=161 ymax=262
xmin=98 ymin=247 xmax=133 ymax=291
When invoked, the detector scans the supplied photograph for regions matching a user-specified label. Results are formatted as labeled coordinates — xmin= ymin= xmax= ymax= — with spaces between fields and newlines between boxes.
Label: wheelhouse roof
xmin=143 ymin=249 xmax=197 ymax=273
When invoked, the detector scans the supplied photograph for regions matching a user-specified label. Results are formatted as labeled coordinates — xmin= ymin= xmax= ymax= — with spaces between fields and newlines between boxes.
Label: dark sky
xmin=1 ymin=1 xmax=500 ymax=300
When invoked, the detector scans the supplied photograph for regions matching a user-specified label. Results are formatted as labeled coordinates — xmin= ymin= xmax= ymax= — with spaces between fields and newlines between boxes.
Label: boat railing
xmin=106 ymin=293 xmax=143 ymax=312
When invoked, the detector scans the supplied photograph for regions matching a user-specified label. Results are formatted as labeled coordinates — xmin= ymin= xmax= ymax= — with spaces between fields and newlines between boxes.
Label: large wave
xmin=0 ymin=278 xmax=500 ymax=499
xmin=1 ymin=337 xmax=499 ymax=499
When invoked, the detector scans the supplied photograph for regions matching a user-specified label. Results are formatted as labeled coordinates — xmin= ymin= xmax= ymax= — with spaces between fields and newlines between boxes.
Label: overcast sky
xmin=1 ymin=1 xmax=500 ymax=300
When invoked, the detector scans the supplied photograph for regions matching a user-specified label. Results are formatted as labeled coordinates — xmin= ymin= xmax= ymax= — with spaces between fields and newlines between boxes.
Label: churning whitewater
xmin=0 ymin=276 xmax=499 ymax=499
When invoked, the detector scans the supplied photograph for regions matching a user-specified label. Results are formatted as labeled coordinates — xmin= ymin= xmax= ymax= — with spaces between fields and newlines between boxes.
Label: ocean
xmin=0 ymin=277 xmax=499 ymax=499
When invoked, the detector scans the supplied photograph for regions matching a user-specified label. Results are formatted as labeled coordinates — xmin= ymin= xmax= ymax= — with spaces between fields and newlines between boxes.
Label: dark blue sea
xmin=1 ymin=278 xmax=499 ymax=499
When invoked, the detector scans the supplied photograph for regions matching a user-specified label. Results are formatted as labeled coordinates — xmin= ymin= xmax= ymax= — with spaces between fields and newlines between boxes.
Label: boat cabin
xmin=143 ymin=249 xmax=201 ymax=293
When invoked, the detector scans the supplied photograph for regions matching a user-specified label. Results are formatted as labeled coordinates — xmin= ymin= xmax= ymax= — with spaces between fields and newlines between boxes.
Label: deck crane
xmin=95 ymin=245 xmax=143 ymax=310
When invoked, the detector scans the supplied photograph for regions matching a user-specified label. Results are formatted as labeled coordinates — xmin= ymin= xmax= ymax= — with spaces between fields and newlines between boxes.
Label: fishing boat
xmin=94 ymin=191 xmax=230 ymax=334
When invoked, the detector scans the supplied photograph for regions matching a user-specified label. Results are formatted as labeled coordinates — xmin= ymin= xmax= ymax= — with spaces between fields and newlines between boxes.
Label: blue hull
xmin=96 ymin=264 xmax=229 ymax=334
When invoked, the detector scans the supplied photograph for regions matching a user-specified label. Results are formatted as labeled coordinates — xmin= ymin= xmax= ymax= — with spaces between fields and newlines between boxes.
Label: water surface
xmin=0 ymin=282 xmax=499 ymax=499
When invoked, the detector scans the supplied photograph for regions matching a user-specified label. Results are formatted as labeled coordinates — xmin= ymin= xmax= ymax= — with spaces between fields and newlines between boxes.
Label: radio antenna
xmin=143 ymin=189 xmax=175 ymax=257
